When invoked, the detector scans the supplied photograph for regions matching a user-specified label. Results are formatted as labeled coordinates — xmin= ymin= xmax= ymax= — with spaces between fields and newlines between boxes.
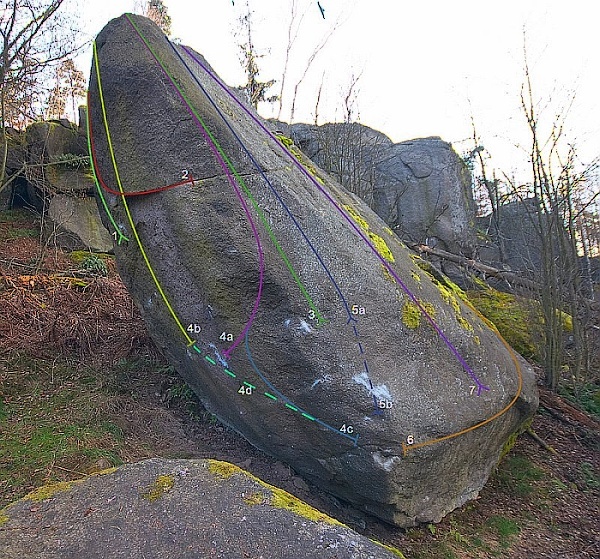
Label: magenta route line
xmin=127 ymin=17 xmax=264 ymax=359
xmin=170 ymin=42 xmax=382 ymax=415
xmin=182 ymin=45 xmax=489 ymax=395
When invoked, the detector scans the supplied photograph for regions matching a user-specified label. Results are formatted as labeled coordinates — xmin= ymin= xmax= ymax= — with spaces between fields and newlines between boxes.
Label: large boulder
xmin=88 ymin=14 xmax=537 ymax=526
xmin=0 ymin=458 xmax=403 ymax=558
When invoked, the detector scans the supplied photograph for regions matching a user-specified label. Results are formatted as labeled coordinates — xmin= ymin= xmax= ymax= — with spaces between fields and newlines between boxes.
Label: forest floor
xmin=1 ymin=208 xmax=599 ymax=559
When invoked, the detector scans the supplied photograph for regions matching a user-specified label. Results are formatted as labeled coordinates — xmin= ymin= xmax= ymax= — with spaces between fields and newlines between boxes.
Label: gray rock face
xmin=44 ymin=194 xmax=114 ymax=252
xmin=370 ymin=136 xmax=477 ymax=256
xmin=287 ymin=124 xmax=476 ymax=257
xmin=477 ymin=198 xmax=548 ymax=276
xmin=0 ymin=459 xmax=402 ymax=559
xmin=88 ymin=14 xmax=537 ymax=526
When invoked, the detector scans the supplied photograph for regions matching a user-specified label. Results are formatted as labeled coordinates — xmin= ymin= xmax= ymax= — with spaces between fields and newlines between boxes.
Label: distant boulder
xmin=372 ymin=137 xmax=476 ymax=256
xmin=285 ymin=124 xmax=476 ymax=258
xmin=25 ymin=120 xmax=92 ymax=204
xmin=44 ymin=194 xmax=114 ymax=253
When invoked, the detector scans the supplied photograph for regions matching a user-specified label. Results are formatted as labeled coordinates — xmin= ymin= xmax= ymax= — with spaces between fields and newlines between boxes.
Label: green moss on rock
xmin=25 ymin=481 xmax=76 ymax=502
xmin=141 ymin=474 xmax=175 ymax=502
xmin=466 ymin=288 xmax=539 ymax=359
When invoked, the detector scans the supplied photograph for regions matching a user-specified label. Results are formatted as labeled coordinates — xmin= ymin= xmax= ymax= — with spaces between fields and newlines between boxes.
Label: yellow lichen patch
xmin=368 ymin=231 xmax=395 ymax=263
xmin=208 ymin=460 xmax=345 ymax=527
xmin=384 ymin=226 xmax=395 ymax=236
xmin=421 ymin=301 xmax=436 ymax=318
xmin=402 ymin=301 xmax=421 ymax=329
xmin=208 ymin=460 xmax=241 ymax=479
xmin=25 ymin=481 xmax=77 ymax=502
xmin=343 ymin=204 xmax=370 ymax=231
xmin=457 ymin=315 xmax=474 ymax=332
xmin=371 ymin=540 xmax=408 ymax=558
xmin=141 ymin=474 xmax=175 ymax=502
xmin=243 ymin=491 xmax=267 ymax=506
xmin=473 ymin=335 xmax=481 ymax=345
xmin=270 ymin=487 xmax=343 ymax=527
xmin=343 ymin=204 xmax=395 ymax=263
xmin=402 ymin=300 xmax=436 ymax=329
xmin=381 ymin=264 xmax=395 ymax=284
xmin=0 ymin=512 xmax=9 ymax=527
xmin=276 ymin=135 xmax=325 ymax=185
xmin=411 ymin=270 xmax=421 ymax=284
xmin=411 ymin=258 xmax=475 ymax=332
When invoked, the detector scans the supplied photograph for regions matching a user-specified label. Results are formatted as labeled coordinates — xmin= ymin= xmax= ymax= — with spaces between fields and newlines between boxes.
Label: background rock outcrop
xmin=0 ymin=118 xmax=111 ymax=252
xmin=0 ymin=458 xmax=402 ymax=559
xmin=283 ymin=123 xmax=476 ymax=258
xmin=88 ymin=14 xmax=537 ymax=527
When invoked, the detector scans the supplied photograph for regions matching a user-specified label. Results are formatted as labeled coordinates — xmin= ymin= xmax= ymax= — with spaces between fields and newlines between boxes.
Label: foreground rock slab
xmin=88 ymin=14 xmax=537 ymax=526
xmin=0 ymin=459 xmax=402 ymax=559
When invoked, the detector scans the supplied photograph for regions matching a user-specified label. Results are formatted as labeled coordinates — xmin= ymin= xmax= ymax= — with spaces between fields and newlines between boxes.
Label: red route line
xmin=88 ymin=94 xmax=196 ymax=197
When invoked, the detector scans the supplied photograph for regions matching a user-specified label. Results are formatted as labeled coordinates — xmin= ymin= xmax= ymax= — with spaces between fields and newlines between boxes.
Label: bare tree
xmin=236 ymin=1 xmax=278 ymax=110
xmin=144 ymin=0 xmax=172 ymax=36
xmin=502 ymin=47 xmax=600 ymax=391
xmin=288 ymin=14 xmax=342 ymax=122
xmin=45 ymin=57 xmax=85 ymax=121
xmin=1 ymin=0 xmax=76 ymax=192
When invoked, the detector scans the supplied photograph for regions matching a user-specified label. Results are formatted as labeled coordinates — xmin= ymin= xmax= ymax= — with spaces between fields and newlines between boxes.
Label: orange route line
xmin=402 ymin=303 xmax=524 ymax=455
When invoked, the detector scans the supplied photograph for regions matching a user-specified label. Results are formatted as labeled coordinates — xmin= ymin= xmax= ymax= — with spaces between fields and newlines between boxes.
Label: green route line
xmin=85 ymin=100 xmax=129 ymax=245
xmin=126 ymin=14 xmax=326 ymax=326
xmin=92 ymin=40 xmax=194 ymax=346
xmin=91 ymin=31 xmax=349 ymax=443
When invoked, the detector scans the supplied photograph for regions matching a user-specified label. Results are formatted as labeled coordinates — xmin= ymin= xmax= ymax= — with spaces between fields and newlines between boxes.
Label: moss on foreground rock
xmin=0 ymin=458 xmax=405 ymax=559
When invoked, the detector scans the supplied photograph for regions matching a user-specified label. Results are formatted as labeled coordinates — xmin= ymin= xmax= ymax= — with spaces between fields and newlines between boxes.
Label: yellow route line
xmin=92 ymin=41 xmax=194 ymax=345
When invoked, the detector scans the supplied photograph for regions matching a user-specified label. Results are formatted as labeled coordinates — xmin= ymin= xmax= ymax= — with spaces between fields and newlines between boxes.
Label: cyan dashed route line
xmin=125 ymin=14 xmax=368 ymax=436
xmin=91 ymin=19 xmax=358 ymax=446
xmin=181 ymin=45 xmax=489 ymax=396
xmin=170 ymin=40 xmax=379 ymax=415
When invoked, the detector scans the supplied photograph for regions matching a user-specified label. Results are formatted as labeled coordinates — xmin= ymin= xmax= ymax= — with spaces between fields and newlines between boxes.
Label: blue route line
xmin=181 ymin=45 xmax=489 ymax=396
xmin=244 ymin=331 xmax=359 ymax=445
xmin=121 ymin=16 xmax=369 ymax=442
xmin=171 ymin=41 xmax=380 ymax=414
xmin=172 ymin=42 xmax=354 ymax=322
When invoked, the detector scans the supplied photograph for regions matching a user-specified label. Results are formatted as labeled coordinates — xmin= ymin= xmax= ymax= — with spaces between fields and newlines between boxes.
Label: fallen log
xmin=408 ymin=242 xmax=539 ymax=291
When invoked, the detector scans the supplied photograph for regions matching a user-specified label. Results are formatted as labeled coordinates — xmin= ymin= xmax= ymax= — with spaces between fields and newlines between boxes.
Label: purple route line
xmin=175 ymin=44 xmax=382 ymax=412
xmin=127 ymin=17 xmax=264 ymax=360
xmin=181 ymin=47 xmax=490 ymax=396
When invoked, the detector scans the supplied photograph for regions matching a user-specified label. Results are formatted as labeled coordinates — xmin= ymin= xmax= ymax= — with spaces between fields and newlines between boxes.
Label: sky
xmin=72 ymin=0 xmax=600 ymax=184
